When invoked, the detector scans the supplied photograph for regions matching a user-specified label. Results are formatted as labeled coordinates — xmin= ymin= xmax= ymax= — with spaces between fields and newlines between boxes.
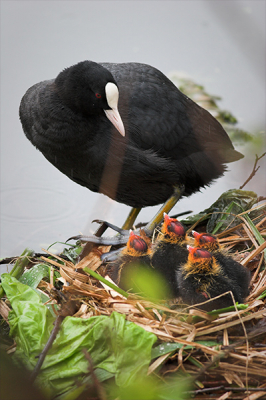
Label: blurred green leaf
xmin=121 ymin=265 xmax=169 ymax=300
xmin=225 ymin=126 xmax=254 ymax=144
xmin=217 ymin=110 xmax=237 ymax=124
xmin=110 ymin=373 xmax=191 ymax=400
xmin=169 ymin=72 xmax=264 ymax=150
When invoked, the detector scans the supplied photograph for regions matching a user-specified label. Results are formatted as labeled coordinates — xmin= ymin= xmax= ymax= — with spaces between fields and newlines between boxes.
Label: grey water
xmin=1 ymin=1 xmax=265 ymax=268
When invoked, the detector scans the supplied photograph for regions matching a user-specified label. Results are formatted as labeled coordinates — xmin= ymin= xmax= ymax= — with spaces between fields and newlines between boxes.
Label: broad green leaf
xmin=1 ymin=275 xmax=157 ymax=398
xmin=1 ymin=274 xmax=55 ymax=367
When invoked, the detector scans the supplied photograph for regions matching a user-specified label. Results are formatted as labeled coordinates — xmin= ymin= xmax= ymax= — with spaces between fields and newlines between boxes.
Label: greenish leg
xmin=122 ymin=207 xmax=141 ymax=230
xmin=144 ymin=185 xmax=185 ymax=237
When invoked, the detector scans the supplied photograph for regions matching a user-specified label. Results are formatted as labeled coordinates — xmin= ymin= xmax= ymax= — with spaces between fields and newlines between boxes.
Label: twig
xmin=0 ymin=253 xmax=69 ymax=265
xmin=239 ymin=152 xmax=266 ymax=190
xmin=188 ymin=386 xmax=266 ymax=395
xmin=191 ymin=322 xmax=266 ymax=385
xmin=82 ymin=349 xmax=108 ymax=400
xmin=30 ymin=314 xmax=65 ymax=382
xmin=30 ymin=296 xmax=79 ymax=382
xmin=257 ymin=196 xmax=266 ymax=202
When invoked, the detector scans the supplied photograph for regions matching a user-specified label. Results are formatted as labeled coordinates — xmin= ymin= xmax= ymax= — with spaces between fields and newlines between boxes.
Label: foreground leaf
xmin=1 ymin=275 xmax=157 ymax=398
xmin=110 ymin=373 xmax=191 ymax=400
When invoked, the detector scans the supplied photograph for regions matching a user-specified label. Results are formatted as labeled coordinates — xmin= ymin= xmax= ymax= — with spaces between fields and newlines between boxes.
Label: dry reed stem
xmin=1 ymin=204 xmax=265 ymax=397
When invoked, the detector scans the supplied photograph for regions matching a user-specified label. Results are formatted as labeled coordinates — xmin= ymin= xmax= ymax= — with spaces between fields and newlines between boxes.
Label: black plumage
xmin=192 ymin=231 xmax=251 ymax=300
xmin=19 ymin=60 xmax=243 ymax=209
xmin=151 ymin=213 xmax=189 ymax=297
xmin=177 ymin=246 xmax=249 ymax=311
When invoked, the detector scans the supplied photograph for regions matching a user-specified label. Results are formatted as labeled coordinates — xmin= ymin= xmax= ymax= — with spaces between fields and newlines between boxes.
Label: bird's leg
xmin=122 ymin=207 xmax=141 ymax=230
xmin=66 ymin=187 xmax=184 ymax=248
xmin=144 ymin=185 xmax=185 ymax=237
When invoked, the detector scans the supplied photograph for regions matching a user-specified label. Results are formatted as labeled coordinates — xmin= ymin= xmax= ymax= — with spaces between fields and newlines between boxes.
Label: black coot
xmin=19 ymin=60 xmax=243 ymax=209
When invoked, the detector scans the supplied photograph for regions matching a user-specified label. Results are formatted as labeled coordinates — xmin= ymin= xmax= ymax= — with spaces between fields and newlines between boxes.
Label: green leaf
xmin=187 ymin=356 xmax=203 ymax=368
xmin=181 ymin=189 xmax=258 ymax=232
xmin=207 ymin=303 xmax=249 ymax=315
xmin=206 ymin=189 xmax=257 ymax=233
xmin=0 ymin=248 xmax=34 ymax=298
xmin=241 ymin=211 xmax=266 ymax=264
xmin=84 ymin=267 xmax=129 ymax=298
xmin=19 ymin=264 xmax=50 ymax=289
xmin=2 ymin=275 xmax=157 ymax=398
xmin=56 ymin=368 xmax=114 ymax=400
xmin=1 ymin=274 xmax=55 ymax=366
xmin=211 ymin=200 xmax=240 ymax=234
xmin=151 ymin=340 xmax=219 ymax=359
xmin=62 ymin=244 xmax=83 ymax=263
xmin=258 ymin=290 xmax=266 ymax=300
xmin=151 ymin=343 xmax=190 ymax=359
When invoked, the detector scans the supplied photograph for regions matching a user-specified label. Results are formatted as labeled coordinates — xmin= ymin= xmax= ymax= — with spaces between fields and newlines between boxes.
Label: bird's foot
xmin=67 ymin=184 xmax=186 ymax=260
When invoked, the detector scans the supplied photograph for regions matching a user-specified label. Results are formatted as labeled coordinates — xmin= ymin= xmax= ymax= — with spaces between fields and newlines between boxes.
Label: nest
xmin=1 ymin=200 xmax=263 ymax=399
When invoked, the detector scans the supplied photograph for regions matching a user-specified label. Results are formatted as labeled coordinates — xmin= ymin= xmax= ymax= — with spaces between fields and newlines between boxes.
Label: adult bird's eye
xmin=95 ymin=93 xmax=101 ymax=99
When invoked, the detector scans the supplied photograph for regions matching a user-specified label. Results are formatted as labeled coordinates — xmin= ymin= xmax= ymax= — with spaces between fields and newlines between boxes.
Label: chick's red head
xmin=185 ymin=246 xmax=220 ymax=277
xmin=127 ymin=231 xmax=149 ymax=256
xmin=162 ymin=213 xmax=186 ymax=241
xmin=187 ymin=245 xmax=212 ymax=263
xmin=192 ymin=231 xmax=220 ymax=252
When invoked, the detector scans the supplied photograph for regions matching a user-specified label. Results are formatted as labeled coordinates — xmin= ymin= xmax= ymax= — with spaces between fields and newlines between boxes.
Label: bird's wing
xmin=102 ymin=62 xmax=242 ymax=163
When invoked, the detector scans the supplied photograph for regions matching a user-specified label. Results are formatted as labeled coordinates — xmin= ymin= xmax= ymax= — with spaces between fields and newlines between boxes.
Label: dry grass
xmin=1 ymin=202 xmax=266 ymax=398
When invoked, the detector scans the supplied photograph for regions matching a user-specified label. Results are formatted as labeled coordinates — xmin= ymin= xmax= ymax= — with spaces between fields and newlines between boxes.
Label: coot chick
xmin=107 ymin=231 xmax=152 ymax=292
xmin=177 ymin=246 xmax=248 ymax=311
xmin=151 ymin=213 xmax=189 ymax=297
xmin=19 ymin=60 xmax=243 ymax=211
xmin=192 ymin=231 xmax=250 ymax=299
